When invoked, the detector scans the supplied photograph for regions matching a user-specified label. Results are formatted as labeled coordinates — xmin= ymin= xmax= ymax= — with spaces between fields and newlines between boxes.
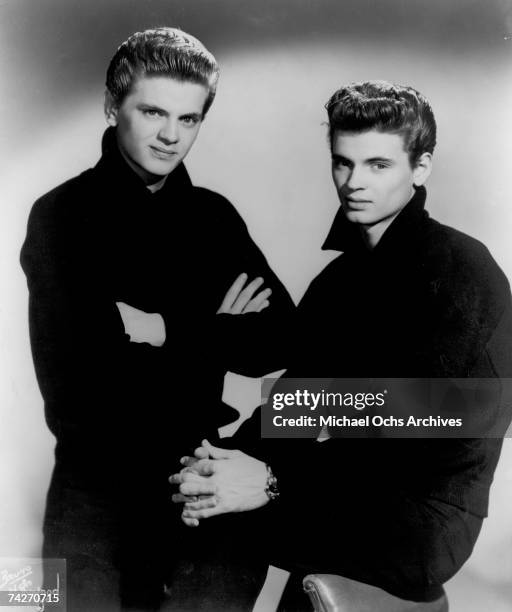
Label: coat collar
xmin=322 ymin=185 xmax=429 ymax=257
xmin=95 ymin=127 xmax=193 ymax=201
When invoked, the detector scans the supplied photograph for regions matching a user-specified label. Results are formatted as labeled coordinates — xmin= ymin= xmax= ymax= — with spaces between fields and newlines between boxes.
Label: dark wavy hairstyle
xmin=106 ymin=27 xmax=219 ymax=116
xmin=325 ymin=81 xmax=437 ymax=165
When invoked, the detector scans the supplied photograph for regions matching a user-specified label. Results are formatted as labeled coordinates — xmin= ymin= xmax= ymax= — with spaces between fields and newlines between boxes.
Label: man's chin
xmin=145 ymin=158 xmax=180 ymax=177
xmin=138 ymin=159 xmax=180 ymax=184
xmin=343 ymin=210 xmax=376 ymax=225
xmin=120 ymin=149 xmax=180 ymax=184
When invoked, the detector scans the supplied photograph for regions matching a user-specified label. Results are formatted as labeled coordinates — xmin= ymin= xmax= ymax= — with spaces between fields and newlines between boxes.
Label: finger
xmin=180 ymin=455 xmax=198 ymax=468
xmin=242 ymin=288 xmax=272 ymax=313
xmin=172 ymin=493 xmax=198 ymax=504
xmin=169 ymin=473 xmax=184 ymax=485
xmin=182 ymin=515 xmax=200 ymax=527
xmin=216 ymin=273 xmax=248 ymax=313
xmin=256 ymin=299 xmax=270 ymax=313
xmin=184 ymin=496 xmax=217 ymax=511
xmin=231 ymin=277 xmax=264 ymax=314
xmin=169 ymin=470 xmax=207 ymax=484
xmin=182 ymin=458 xmax=215 ymax=477
xmin=194 ymin=446 xmax=210 ymax=460
xmin=182 ymin=506 xmax=226 ymax=520
xmin=180 ymin=480 xmax=217 ymax=496
xmin=202 ymin=439 xmax=239 ymax=460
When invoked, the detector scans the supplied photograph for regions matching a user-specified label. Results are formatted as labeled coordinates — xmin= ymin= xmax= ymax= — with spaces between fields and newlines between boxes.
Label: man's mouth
xmin=150 ymin=146 xmax=177 ymax=159
xmin=345 ymin=197 xmax=371 ymax=203
xmin=344 ymin=197 xmax=372 ymax=207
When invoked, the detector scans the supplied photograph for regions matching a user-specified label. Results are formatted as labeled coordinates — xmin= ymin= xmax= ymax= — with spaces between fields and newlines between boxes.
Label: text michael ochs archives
xmin=271 ymin=389 xmax=462 ymax=429
xmin=260 ymin=379 xmax=512 ymax=439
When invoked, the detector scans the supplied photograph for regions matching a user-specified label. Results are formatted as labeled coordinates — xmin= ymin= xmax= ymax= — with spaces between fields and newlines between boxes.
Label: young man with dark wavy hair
xmin=21 ymin=27 xmax=293 ymax=611
xmin=172 ymin=81 xmax=512 ymax=611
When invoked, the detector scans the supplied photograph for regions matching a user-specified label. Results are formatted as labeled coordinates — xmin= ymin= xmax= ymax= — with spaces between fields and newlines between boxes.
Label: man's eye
xmin=143 ymin=109 xmax=161 ymax=117
xmin=333 ymin=159 xmax=350 ymax=168
xmin=372 ymin=162 xmax=388 ymax=170
xmin=181 ymin=116 xmax=199 ymax=126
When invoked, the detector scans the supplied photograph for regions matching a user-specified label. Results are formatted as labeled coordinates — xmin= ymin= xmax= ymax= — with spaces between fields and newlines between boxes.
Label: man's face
xmin=105 ymin=75 xmax=209 ymax=184
xmin=331 ymin=129 xmax=428 ymax=234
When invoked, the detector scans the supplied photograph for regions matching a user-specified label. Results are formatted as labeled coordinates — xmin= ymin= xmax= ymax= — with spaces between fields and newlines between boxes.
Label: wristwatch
xmin=264 ymin=464 xmax=280 ymax=501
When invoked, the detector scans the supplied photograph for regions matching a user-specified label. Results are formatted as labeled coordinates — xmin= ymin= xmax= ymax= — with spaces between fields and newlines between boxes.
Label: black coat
xmin=236 ymin=186 xmax=512 ymax=601
xmin=20 ymin=129 xmax=295 ymax=607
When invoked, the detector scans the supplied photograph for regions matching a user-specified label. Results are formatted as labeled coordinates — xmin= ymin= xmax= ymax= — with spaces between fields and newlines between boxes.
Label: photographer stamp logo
xmin=0 ymin=564 xmax=33 ymax=591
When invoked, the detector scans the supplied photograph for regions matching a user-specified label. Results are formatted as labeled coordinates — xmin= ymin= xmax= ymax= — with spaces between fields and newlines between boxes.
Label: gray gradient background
xmin=1 ymin=1 xmax=512 ymax=609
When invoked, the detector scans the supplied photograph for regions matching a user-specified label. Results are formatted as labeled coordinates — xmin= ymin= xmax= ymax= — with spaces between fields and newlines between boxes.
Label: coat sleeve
xmin=205 ymin=193 xmax=297 ymax=377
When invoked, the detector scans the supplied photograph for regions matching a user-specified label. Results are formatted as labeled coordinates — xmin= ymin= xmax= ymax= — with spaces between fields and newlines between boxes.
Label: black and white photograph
xmin=1 ymin=1 xmax=512 ymax=611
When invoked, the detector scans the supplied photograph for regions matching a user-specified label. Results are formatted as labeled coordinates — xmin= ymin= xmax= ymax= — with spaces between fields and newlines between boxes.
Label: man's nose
xmin=345 ymin=166 xmax=365 ymax=190
xmin=158 ymin=119 xmax=179 ymax=144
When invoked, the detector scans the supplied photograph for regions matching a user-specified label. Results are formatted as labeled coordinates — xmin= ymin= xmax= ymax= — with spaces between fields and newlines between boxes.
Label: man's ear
xmin=104 ymin=91 xmax=119 ymax=127
xmin=412 ymin=152 xmax=432 ymax=186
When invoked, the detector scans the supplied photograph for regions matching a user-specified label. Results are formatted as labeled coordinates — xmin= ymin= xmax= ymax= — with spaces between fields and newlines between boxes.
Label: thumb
xmin=202 ymin=439 xmax=237 ymax=460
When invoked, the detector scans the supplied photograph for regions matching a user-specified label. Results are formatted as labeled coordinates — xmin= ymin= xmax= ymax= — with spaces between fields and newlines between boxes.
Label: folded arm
xmin=208 ymin=200 xmax=296 ymax=376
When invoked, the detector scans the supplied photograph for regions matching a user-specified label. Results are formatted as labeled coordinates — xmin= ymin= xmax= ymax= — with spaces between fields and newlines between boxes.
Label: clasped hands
xmin=169 ymin=440 xmax=269 ymax=527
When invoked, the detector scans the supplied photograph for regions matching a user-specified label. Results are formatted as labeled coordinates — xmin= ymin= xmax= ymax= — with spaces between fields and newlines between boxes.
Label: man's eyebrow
xmin=365 ymin=156 xmax=395 ymax=164
xmin=137 ymin=103 xmax=168 ymax=115
xmin=331 ymin=153 xmax=351 ymax=162
xmin=179 ymin=112 xmax=202 ymax=120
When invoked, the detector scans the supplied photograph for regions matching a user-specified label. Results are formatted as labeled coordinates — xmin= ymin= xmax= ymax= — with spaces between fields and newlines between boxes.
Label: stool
xmin=303 ymin=574 xmax=449 ymax=612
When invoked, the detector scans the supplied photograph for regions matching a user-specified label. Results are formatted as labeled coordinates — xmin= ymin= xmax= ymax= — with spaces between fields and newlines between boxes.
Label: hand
xmin=116 ymin=302 xmax=166 ymax=346
xmin=169 ymin=444 xmax=214 ymax=526
xmin=169 ymin=440 xmax=269 ymax=526
xmin=217 ymin=273 xmax=271 ymax=314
